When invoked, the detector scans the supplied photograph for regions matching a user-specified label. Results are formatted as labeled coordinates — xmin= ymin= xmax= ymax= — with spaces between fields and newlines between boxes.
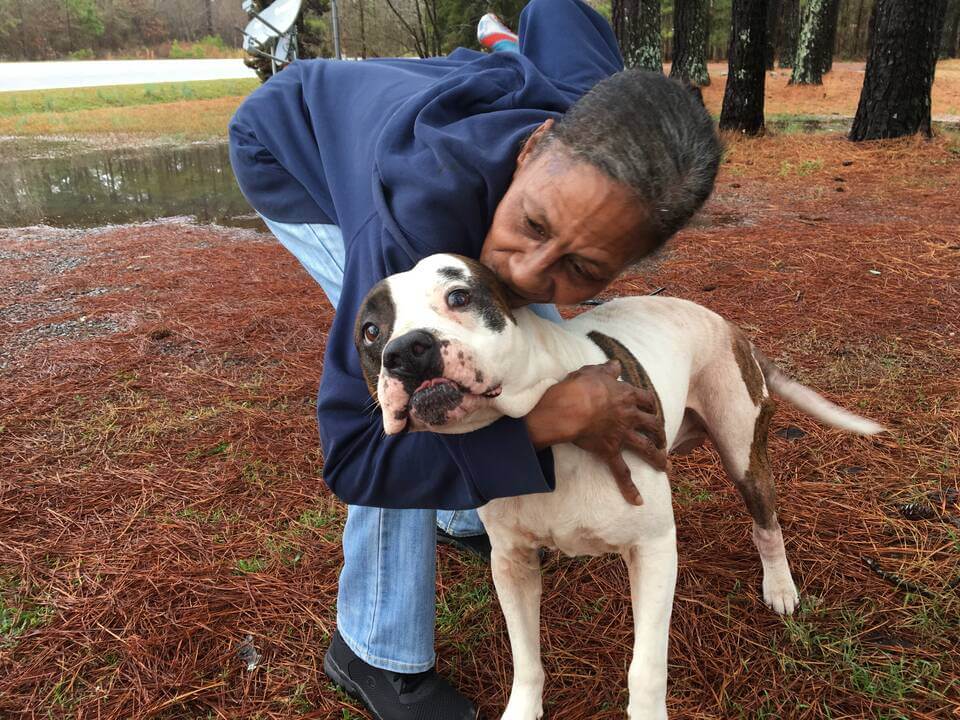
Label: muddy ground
xmin=1 ymin=132 xmax=958 ymax=719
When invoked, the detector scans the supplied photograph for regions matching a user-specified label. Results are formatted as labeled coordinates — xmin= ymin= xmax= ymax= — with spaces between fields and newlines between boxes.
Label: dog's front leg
xmin=623 ymin=530 xmax=678 ymax=720
xmin=491 ymin=547 xmax=544 ymax=720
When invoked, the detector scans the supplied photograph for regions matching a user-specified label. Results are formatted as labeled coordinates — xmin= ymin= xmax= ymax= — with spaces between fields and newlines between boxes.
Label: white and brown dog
xmin=354 ymin=253 xmax=884 ymax=720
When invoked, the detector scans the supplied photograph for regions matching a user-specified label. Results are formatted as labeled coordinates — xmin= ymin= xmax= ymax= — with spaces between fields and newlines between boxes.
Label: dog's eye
xmin=362 ymin=323 xmax=380 ymax=344
xmin=446 ymin=289 xmax=471 ymax=309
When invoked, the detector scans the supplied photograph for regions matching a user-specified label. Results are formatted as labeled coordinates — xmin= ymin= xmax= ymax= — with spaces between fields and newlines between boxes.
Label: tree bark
xmin=852 ymin=0 xmax=870 ymax=57
xmin=720 ymin=0 xmax=768 ymax=134
xmin=671 ymin=0 xmax=711 ymax=85
xmin=850 ymin=0 xmax=947 ymax=140
xmin=819 ymin=0 xmax=841 ymax=74
xmin=612 ymin=0 xmax=663 ymax=71
xmin=778 ymin=0 xmax=800 ymax=67
xmin=358 ymin=0 xmax=367 ymax=59
xmin=790 ymin=0 xmax=831 ymax=84
xmin=205 ymin=0 xmax=214 ymax=37
xmin=943 ymin=0 xmax=960 ymax=57
xmin=765 ymin=0 xmax=781 ymax=69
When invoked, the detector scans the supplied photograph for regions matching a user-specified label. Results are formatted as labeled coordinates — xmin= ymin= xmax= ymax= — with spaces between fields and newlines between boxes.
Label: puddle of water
xmin=0 ymin=141 xmax=265 ymax=230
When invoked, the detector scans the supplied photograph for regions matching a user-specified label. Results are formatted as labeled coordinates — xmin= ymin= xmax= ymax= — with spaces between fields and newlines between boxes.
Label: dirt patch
xmin=0 ymin=135 xmax=958 ymax=719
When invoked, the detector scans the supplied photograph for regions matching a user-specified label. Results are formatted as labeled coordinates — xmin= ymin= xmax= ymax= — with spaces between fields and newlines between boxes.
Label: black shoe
xmin=436 ymin=527 xmax=492 ymax=562
xmin=323 ymin=630 xmax=478 ymax=720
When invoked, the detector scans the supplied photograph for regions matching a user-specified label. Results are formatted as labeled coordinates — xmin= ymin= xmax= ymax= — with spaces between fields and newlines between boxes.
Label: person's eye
xmin=567 ymin=257 xmax=596 ymax=281
xmin=446 ymin=289 xmax=471 ymax=309
xmin=525 ymin=214 xmax=546 ymax=238
xmin=362 ymin=322 xmax=380 ymax=344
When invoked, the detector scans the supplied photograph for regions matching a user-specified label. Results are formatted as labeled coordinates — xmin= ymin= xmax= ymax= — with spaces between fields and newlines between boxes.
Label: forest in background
xmin=1 ymin=0 xmax=958 ymax=63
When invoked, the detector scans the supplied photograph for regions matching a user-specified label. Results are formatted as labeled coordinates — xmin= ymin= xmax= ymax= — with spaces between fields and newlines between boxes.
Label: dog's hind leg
xmin=691 ymin=328 xmax=800 ymax=614
xmin=492 ymin=546 xmax=544 ymax=720
xmin=623 ymin=530 xmax=677 ymax=720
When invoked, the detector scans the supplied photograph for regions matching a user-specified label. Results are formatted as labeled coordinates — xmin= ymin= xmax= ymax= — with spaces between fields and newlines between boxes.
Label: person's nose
xmin=509 ymin=248 xmax=555 ymax=302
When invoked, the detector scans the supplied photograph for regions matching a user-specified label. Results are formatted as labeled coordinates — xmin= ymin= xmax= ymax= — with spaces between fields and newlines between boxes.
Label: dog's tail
xmin=755 ymin=350 xmax=886 ymax=436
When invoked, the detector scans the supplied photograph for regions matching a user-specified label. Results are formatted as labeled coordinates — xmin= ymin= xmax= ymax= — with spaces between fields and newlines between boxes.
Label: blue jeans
xmin=263 ymin=217 xmax=560 ymax=671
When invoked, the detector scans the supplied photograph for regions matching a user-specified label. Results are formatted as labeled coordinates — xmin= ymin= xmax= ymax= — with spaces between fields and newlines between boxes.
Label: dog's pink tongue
xmin=413 ymin=377 xmax=455 ymax=394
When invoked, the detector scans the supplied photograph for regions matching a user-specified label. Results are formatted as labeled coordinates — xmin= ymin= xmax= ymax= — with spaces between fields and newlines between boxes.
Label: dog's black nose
xmin=383 ymin=330 xmax=441 ymax=381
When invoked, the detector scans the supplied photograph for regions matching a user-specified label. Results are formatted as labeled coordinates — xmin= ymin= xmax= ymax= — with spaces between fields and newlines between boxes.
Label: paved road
xmin=0 ymin=59 xmax=257 ymax=92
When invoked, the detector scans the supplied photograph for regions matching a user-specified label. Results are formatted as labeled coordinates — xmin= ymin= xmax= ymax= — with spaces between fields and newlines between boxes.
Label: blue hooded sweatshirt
xmin=228 ymin=0 xmax=623 ymax=510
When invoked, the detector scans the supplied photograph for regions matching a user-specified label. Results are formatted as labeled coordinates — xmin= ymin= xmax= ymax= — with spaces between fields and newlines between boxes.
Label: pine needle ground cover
xmin=1 ymin=134 xmax=958 ymax=717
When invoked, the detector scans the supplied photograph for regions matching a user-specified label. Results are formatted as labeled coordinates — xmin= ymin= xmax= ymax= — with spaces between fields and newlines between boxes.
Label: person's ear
xmin=516 ymin=118 xmax=555 ymax=169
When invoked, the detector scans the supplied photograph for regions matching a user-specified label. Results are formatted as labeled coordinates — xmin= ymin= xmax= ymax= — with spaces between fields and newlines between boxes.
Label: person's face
xmin=480 ymin=120 xmax=657 ymax=307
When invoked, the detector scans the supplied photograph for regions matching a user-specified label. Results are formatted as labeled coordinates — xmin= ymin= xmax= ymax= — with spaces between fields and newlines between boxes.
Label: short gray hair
xmin=538 ymin=70 xmax=721 ymax=252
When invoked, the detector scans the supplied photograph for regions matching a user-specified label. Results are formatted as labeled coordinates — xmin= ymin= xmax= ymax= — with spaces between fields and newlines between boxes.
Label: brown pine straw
xmin=1 ymin=133 xmax=958 ymax=719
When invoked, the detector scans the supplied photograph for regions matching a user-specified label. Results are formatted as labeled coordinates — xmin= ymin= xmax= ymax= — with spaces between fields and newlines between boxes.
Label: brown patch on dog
xmin=587 ymin=331 xmax=667 ymax=506
xmin=738 ymin=397 xmax=778 ymax=529
xmin=731 ymin=327 xmax=764 ymax=407
xmin=587 ymin=331 xmax=664 ymax=428
xmin=353 ymin=280 xmax=396 ymax=400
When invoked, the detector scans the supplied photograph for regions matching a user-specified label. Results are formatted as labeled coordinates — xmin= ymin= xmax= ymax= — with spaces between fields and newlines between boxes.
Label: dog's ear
xmin=354 ymin=280 xmax=396 ymax=401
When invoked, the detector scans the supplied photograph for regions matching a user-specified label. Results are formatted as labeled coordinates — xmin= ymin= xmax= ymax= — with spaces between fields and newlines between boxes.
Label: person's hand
xmin=526 ymin=360 xmax=668 ymax=506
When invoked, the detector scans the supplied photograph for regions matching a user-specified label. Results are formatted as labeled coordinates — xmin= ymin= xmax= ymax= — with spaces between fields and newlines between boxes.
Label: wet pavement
xmin=0 ymin=59 xmax=256 ymax=92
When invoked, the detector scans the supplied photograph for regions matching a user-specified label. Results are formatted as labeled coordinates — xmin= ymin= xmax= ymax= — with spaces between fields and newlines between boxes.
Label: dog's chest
xmin=479 ymin=444 xmax=674 ymax=557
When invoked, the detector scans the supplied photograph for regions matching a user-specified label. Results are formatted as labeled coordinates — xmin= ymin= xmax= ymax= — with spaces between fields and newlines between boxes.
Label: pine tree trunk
xmin=819 ymin=0 xmax=841 ymax=74
xmin=850 ymin=0 xmax=947 ymax=140
xmin=613 ymin=0 xmax=663 ymax=71
xmin=765 ymin=0 xmax=782 ymax=69
xmin=790 ymin=0 xmax=831 ymax=84
xmin=205 ymin=0 xmax=214 ymax=37
xmin=779 ymin=0 xmax=800 ymax=67
xmin=852 ymin=0 xmax=870 ymax=57
xmin=358 ymin=0 xmax=367 ymax=59
xmin=943 ymin=0 xmax=960 ymax=57
xmin=671 ymin=0 xmax=711 ymax=85
xmin=720 ymin=0 xmax=768 ymax=134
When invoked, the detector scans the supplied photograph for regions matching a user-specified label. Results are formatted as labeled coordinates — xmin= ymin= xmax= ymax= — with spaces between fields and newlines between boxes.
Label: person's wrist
xmin=525 ymin=380 xmax=583 ymax=449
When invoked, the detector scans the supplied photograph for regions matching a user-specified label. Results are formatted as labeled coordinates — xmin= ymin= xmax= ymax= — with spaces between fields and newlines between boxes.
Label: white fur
xmin=372 ymin=254 xmax=884 ymax=719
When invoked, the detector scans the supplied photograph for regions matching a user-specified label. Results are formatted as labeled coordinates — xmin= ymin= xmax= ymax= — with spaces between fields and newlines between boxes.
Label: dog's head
xmin=355 ymin=254 xmax=529 ymax=435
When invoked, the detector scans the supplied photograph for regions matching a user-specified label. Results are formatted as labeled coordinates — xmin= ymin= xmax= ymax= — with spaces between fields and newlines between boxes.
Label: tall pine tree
xmin=720 ymin=0 xmax=768 ymax=134
xmin=613 ymin=0 xmax=663 ymax=71
xmin=790 ymin=0 xmax=832 ymax=84
xmin=671 ymin=0 xmax=711 ymax=85
xmin=850 ymin=0 xmax=948 ymax=140
xmin=778 ymin=0 xmax=800 ymax=68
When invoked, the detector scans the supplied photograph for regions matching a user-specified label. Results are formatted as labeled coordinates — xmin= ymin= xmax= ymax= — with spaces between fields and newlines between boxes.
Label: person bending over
xmin=229 ymin=2 xmax=720 ymax=717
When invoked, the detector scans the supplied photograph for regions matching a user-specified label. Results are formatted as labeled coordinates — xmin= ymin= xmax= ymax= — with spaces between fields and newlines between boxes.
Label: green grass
xmin=772 ymin=598 xmax=954 ymax=707
xmin=779 ymin=158 xmax=825 ymax=177
xmin=0 ymin=79 xmax=258 ymax=118
xmin=0 ymin=592 xmax=53 ymax=647
xmin=234 ymin=557 xmax=267 ymax=574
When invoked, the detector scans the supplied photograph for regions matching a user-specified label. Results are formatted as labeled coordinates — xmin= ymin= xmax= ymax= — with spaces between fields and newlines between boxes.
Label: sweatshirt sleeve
xmin=316 ymin=216 xmax=556 ymax=510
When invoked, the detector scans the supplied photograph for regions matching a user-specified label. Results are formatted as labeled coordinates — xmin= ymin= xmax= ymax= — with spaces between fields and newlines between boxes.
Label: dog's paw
xmin=763 ymin=575 xmax=800 ymax=615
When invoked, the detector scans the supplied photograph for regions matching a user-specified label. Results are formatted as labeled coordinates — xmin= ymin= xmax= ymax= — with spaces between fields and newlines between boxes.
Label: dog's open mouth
xmin=408 ymin=377 xmax=502 ymax=427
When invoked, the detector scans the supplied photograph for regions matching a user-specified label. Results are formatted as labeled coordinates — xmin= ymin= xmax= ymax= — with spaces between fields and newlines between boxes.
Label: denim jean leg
xmin=437 ymin=509 xmax=486 ymax=537
xmin=260 ymin=217 xmax=439 ymax=672
xmin=338 ymin=506 xmax=438 ymax=671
